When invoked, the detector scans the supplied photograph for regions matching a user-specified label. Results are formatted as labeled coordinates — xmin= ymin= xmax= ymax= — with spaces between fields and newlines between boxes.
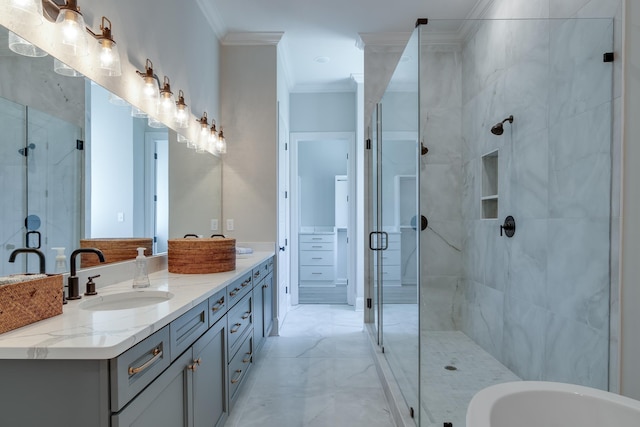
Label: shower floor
xmin=381 ymin=305 xmax=520 ymax=427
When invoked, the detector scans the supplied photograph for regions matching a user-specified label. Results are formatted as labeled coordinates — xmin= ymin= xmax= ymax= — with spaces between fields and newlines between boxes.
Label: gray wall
xmin=290 ymin=92 xmax=356 ymax=132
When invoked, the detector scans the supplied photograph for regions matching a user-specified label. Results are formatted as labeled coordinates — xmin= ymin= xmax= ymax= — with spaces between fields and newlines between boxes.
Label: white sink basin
xmin=79 ymin=291 xmax=174 ymax=311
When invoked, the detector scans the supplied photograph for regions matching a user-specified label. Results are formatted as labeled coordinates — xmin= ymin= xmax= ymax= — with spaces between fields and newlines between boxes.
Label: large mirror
xmin=0 ymin=25 xmax=221 ymax=275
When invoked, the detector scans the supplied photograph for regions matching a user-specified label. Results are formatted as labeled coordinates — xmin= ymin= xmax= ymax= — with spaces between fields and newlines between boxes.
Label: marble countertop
xmin=0 ymin=252 xmax=274 ymax=360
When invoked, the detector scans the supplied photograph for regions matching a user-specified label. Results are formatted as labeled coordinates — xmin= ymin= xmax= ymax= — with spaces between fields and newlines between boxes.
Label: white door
xmin=276 ymin=107 xmax=291 ymax=332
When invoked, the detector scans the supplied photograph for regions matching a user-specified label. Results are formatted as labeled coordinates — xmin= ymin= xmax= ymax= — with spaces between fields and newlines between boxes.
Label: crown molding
xmin=195 ymin=0 xmax=227 ymax=40
xmin=222 ymin=32 xmax=284 ymax=46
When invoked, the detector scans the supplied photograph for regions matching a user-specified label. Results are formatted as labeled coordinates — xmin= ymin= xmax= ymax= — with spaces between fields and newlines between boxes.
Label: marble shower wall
xmin=455 ymin=17 xmax=613 ymax=390
xmin=419 ymin=45 xmax=464 ymax=332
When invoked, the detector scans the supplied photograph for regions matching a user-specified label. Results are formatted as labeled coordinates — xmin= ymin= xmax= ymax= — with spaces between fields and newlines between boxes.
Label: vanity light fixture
xmin=148 ymin=114 xmax=165 ymax=129
xmin=136 ymin=59 xmax=160 ymax=101
xmin=216 ymin=127 xmax=227 ymax=154
xmin=175 ymin=90 xmax=190 ymax=129
xmin=196 ymin=112 xmax=209 ymax=152
xmin=53 ymin=57 xmax=82 ymax=77
xmin=8 ymin=0 xmax=44 ymax=26
xmin=131 ymin=106 xmax=148 ymax=118
xmin=86 ymin=16 xmax=121 ymax=76
xmin=8 ymin=31 xmax=48 ymax=57
xmin=157 ymin=76 xmax=176 ymax=121
xmin=208 ymin=120 xmax=219 ymax=153
xmin=54 ymin=0 xmax=89 ymax=57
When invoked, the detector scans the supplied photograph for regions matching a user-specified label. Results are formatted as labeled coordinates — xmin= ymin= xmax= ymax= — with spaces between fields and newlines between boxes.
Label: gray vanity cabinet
xmin=253 ymin=259 xmax=274 ymax=353
xmin=111 ymin=349 xmax=193 ymax=427
xmin=192 ymin=317 xmax=228 ymax=427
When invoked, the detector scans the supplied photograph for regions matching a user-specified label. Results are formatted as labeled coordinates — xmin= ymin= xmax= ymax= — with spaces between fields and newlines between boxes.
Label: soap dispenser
xmin=52 ymin=247 xmax=67 ymax=274
xmin=132 ymin=247 xmax=150 ymax=288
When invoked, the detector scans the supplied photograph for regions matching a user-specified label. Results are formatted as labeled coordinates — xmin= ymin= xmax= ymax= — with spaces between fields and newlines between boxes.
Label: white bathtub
xmin=467 ymin=381 xmax=640 ymax=427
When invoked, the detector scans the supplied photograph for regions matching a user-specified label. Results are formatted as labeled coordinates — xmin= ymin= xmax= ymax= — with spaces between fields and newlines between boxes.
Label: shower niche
xmin=481 ymin=150 xmax=498 ymax=219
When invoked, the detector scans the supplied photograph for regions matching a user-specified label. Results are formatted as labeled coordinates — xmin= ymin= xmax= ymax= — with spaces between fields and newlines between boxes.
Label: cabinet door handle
xmin=211 ymin=298 xmax=225 ymax=312
xmin=242 ymin=352 xmax=253 ymax=363
xmin=230 ymin=323 xmax=242 ymax=334
xmin=241 ymin=311 xmax=251 ymax=320
xmin=230 ymin=369 xmax=244 ymax=384
xmin=262 ymin=284 xmax=268 ymax=289
xmin=128 ymin=347 xmax=162 ymax=375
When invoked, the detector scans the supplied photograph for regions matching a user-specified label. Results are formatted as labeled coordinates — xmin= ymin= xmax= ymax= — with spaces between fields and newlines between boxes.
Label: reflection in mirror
xmin=0 ymin=25 xmax=168 ymax=275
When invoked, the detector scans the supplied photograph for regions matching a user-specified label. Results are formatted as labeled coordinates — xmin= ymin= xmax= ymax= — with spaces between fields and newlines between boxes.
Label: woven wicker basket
xmin=168 ymin=237 xmax=236 ymax=274
xmin=0 ymin=274 xmax=63 ymax=334
xmin=80 ymin=238 xmax=153 ymax=267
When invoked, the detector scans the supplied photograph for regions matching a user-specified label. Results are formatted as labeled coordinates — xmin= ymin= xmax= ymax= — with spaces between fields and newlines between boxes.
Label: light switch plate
xmin=210 ymin=219 xmax=218 ymax=231
xmin=226 ymin=219 xmax=234 ymax=231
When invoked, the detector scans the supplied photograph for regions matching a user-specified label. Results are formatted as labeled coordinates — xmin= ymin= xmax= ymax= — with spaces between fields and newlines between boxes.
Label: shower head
xmin=491 ymin=115 xmax=514 ymax=135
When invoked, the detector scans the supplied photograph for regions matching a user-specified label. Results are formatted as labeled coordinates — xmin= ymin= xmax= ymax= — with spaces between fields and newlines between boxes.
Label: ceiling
xmin=198 ymin=0 xmax=483 ymax=92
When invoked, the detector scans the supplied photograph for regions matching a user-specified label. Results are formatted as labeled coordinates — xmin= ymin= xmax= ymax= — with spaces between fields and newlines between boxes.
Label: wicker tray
xmin=168 ymin=237 xmax=236 ymax=274
xmin=0 ymin=274 xmax=64 ymax=334
xmin=80 ymin=238 xmax=153 ymax=267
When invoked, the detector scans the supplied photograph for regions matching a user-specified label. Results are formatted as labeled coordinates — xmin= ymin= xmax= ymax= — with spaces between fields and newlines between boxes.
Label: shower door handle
xmin=369 ymin=231 xmax=389 ymax=251
xmin=26 ymin=230 xmax=41 ymax=249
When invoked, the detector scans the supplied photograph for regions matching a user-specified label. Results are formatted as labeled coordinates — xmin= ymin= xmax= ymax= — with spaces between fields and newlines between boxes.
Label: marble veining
xmin=0 ymin=252 xmax=274 ymax=359
xmin=225 ymin=304 xmax=394 ymax=427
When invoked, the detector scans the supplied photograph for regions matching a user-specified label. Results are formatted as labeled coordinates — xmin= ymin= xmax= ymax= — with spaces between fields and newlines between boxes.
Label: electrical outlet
xmin=117 ymin=212 xmax=124 ymax=222
xmin=210 ymin=219 xmax=218 ymax=231
xmin=226 ymin=219 xmax=234 ymax=231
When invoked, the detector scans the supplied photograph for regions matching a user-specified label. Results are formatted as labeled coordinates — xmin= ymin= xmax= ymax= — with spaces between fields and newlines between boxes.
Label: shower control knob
xmin=500 ymin=215 xmax=516 ymax=238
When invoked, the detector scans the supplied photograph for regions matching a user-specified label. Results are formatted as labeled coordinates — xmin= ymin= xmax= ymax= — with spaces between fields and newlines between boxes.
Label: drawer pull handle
xmin=312 ymin=257 xmax=323 ymax=260
xmin=187 ymin=358 xmax=202 ymax=372
xmin=230 ymin=369 xmax=244 ymax=384
xmin=242 ymin=279 xmax=251 ymax=287
xmin=311 ymin=246 xmax=322 ymax=248
xmin=312 ymin=238 xmax=322 ymax=240
xmin=229 ymin=288 xmax=240 ymax=297
xmin=211 ymin=298 xmax=225 ymax=312
xmin=230 ymin=323 xmax=242 ymax=334
xmin=128 ymin=347 xmax=162 ymax=375
xmin=241 ymin=311 xmax=251 ymax=320
xmin=312 ymin=272 xmax=322 ymax=275
xmin=242 ymin=352 xmax=253 ymax=363
xmin=254 ymin=272 xmax=260 ymax=278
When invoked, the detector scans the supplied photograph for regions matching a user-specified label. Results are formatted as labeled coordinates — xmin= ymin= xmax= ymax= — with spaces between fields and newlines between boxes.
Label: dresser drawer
xmin=300 ymin=234 xmax=334 ymax=243
xmin=300 ymin=242 xmax=333 ymax=251
xmin=228 ymin=332 xmax=253 ymax=409
xmin=170 ymin=300 xmax=209 ymax=360
xmin=227 ymin=272 xmax=252 ymax=308
xmin=252 ymin=260 xmax=269 ymax=285
xmin=110 ymin=325 xmax=171 ymax=412
xmin=208 ymin=288 xmax=227 ymax=327
xmin=227 ymin=292 xmax=252 ymax=359
xmin=300 ymin=266 xmax=335 ymax=281
xmin=299 ymin=251 xmax=334 ymax=266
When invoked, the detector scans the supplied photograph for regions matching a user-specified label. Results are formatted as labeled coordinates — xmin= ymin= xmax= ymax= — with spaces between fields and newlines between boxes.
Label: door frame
xmin=290 ymin=131 xmax=357 ymax=305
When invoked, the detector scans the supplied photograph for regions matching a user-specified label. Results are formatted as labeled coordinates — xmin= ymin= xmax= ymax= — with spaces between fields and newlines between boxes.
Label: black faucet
xmin=8 ymin=248 xmax=46 ymax=274
xmin=67 ymin=248 xmax=105 ymax=301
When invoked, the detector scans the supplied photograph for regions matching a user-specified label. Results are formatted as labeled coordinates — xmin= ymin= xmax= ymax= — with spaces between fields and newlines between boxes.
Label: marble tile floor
xmin=225 ymin=304 xmax=396 ymax=427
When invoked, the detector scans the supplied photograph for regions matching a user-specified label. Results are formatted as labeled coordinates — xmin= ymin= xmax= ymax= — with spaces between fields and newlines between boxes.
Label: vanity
xmin=0 ymin=252 xmax=274 ymax=427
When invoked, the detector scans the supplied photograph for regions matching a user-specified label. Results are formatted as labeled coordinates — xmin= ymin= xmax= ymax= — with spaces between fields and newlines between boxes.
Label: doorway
xmin=290 ymin=132 xmax=356 ymax=305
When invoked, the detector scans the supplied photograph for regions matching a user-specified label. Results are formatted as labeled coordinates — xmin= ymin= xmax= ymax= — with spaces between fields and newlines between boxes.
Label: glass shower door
xmin=373 ymin=28 xmax=421 ymax=423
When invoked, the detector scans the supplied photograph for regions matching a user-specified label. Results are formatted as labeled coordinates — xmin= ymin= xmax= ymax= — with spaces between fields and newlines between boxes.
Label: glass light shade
xmin=97 ymin=39 xmax=121 ymax=76
xmin=215 ymin=137 xmax=227 ymax=154
xmin=131 ymin=106 xmax=148 ymax=118
xmin=175 ymin=104 xmax=190 ymax=129
xmin=53 ymin=58 xmax=82 ymax=77
xmin=141 ymin=76 xmax=159 ymax=101
xmin=8 ymin=31 xmax=48 ymax=57
xmin=9 ymin=0 xmax=43 ymax=26
xmin=157 ymin=92 xmax=176 ymax=122
xmin=55 ymin=9 xmax=89 ymax=56
xmin=148 ymin=115 xmax=165 ymax=129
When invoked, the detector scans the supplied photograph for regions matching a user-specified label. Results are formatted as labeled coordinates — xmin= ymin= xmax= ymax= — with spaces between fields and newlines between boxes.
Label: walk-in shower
xmin=370 ymin=16 xmax=617 ymax=427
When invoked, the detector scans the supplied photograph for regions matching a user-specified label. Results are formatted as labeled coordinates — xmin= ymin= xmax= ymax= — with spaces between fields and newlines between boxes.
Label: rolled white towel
xmin=235 ymin=247 xmax=253 ymax=254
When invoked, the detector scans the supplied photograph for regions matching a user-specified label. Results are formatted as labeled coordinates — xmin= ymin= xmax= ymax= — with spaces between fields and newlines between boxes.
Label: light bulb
xmin=143 ymin=78 xmax=158 ymax=99
xmin=100 ymin=46 xmax=114 ymax=66
xmin=56 ymin=9 xmax=89 ymax=56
